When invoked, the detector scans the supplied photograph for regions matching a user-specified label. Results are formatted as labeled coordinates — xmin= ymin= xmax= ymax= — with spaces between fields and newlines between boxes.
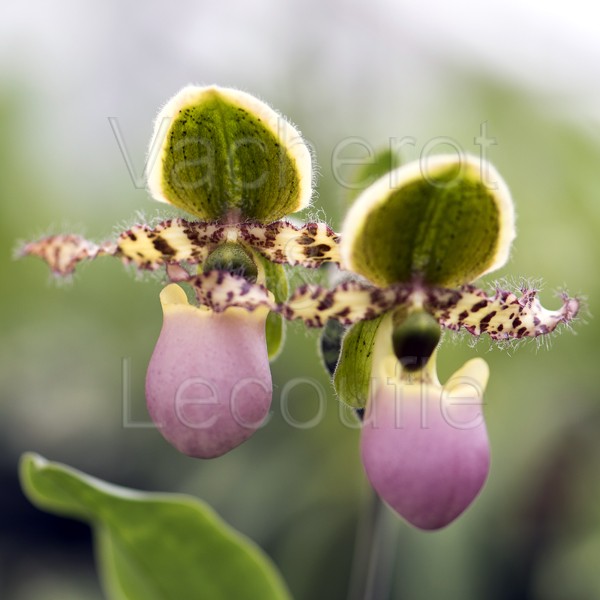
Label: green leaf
xmin=265 ymin=312 xmax=285 ymax=361
xmin=20 ymin=453 xmax=292 ymax=600
xmin=341 ymin=155 xmax=515 ymax=287
xmin=345 ymin=147 xmax=400 ymax=203
xmin=333 ymin=314 xmax=385 ymax=408
xmin=148 ymin=85 xmax=312 ymax=223
xmin=254 ymin=250 xmax=289 ymax=361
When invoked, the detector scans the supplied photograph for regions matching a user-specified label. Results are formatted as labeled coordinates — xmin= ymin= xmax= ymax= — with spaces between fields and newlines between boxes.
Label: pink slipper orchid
xmin=295 ymin=155 xmax=579 ymax=529
xmin=21 ymin=85 xmax=340 ymax=457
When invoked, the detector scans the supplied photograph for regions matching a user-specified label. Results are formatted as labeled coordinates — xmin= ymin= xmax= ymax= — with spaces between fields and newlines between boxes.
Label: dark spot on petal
xmin=471 ymin=300 xmax=488 ymax=313
xmin=152 ymin=236 xmax=176 ymax=257
xmin=296 ymin=235 xmax=314 ymax=246
xmin=304 ymin=244 xmax=331 ymax=259
xmin=480 ymin=310 xmax=497 ymax=324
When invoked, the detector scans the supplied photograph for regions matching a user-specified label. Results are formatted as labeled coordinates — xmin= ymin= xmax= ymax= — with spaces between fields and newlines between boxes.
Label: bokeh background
xmin=1 ymin=1 xmax=599 ymax=598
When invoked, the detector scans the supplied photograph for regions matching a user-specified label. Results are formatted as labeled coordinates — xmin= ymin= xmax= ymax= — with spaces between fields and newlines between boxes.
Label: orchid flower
xmin=22 ymin=85 xmax=340 ymax=458
xmin=21 ymin=87 xmax=580 ymax=529
xmin=294 ymin=155 xmax=579 ymax=529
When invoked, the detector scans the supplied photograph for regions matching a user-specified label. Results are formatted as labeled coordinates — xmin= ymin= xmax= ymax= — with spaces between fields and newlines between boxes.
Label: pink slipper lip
xmin=146 ymin=284 xmax=272 ymax=458
xmin=361 ymin=358 xmax=490 ymax=530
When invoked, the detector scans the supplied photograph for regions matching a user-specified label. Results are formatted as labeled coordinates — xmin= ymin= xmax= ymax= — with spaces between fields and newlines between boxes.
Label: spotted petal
xmin=184 ymin=275 xmax=401 ymax=328
xmin=239 ymin=221 xmax=341 ymax=267
xmin=19 ymin=221 xmax=225 ymax=275
xmin=275 ymin=278 xmax=579 ymax=343
xmin=341 ymin=154 xmax=515 ymax=287
xmin=19 ymin=235 xmax=116 ymax=276
xmin=21 ymin=220 xmax=340 ymax=276
xmin=426 ymin=285 xmax=580 ymax=340
xmin=189 ymin=271 xmax=275 ymax=313
xmin=147 ymin=85 xmax=313 ymax=223
xmin=116 ymin=220 xmax=226 ymax=269
xmin=280 ymin=280 xmax=408 ymax=328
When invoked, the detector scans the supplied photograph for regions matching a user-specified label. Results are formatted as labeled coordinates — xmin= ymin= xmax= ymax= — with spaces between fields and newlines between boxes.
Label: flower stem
xmin=347 ymin=489 xmax=399 ymax=600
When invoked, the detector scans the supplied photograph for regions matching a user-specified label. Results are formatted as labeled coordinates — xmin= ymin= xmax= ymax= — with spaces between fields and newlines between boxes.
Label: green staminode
xmin=203 ymin=243 xmax=258 ymax=282
xmin=148 ymin=85 xmax=312 ymax=223
xmin=391 ymin=309 xmax=441 ymax=372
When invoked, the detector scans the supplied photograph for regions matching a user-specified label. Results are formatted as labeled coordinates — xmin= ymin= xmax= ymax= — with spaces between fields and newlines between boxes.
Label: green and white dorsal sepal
xmin=147 ymin=85 xmax=313 ymax=223
xmin=340 ymin=154 xmax=515 ymax=288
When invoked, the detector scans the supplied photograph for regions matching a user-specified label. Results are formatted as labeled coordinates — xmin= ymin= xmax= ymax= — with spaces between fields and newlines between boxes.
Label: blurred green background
xmin=1 ymin=1 xmax=599 ymax=599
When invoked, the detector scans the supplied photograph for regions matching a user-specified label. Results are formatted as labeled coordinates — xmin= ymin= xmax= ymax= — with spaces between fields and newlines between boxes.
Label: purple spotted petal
xmin=146 ymin=284 xmax=272 ymax=458
xmin=361 ymin=358 xmax=490 ymax=530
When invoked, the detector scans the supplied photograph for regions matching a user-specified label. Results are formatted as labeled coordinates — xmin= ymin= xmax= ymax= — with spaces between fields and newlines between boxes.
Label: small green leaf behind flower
xmin=254 ymin=251 xmax=289 ymax=360
xmin=344 ymin=147 xmax=400 ymax=203
xmin=333 ymin=315 xmax=386 ymax=409
xmin=20 ymin=453 xmax=291 ymax=600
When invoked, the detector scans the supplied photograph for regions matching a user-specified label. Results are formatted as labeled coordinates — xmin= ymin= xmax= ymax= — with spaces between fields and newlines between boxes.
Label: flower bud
xmin=146 ymin=284 xmax=272 ymax=458
xmin=361 ymin=358 xmax=490 ymax=529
